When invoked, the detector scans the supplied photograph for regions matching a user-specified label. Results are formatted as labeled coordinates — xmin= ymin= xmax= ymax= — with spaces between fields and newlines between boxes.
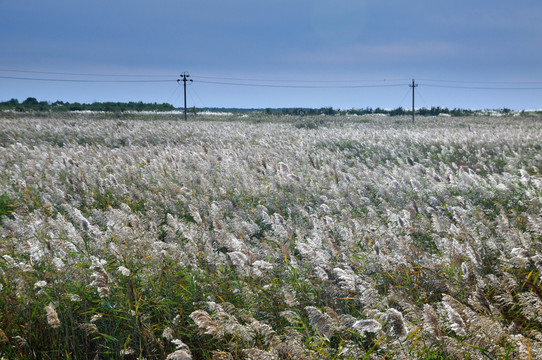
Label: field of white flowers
xmin=0 ymin=114 xmax=541 ymax=359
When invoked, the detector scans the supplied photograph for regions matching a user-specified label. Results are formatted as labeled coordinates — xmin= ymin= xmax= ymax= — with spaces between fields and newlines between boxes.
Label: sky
xmin=1 ymin=0 xmax=542 ymax=110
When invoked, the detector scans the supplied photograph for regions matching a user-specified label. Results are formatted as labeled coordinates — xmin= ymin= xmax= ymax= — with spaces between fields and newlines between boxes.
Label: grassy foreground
xmin=0 ymin=114 xmax=541 ymax=359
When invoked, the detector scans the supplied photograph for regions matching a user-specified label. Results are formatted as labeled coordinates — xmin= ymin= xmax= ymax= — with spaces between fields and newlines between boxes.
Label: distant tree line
xmin=271 ymin=106 xmax=477 ymax=117
xmin=1 ymin=98 xmax=513 ymax=117
xmin=0 ymin=98 xmax=176 ymax=112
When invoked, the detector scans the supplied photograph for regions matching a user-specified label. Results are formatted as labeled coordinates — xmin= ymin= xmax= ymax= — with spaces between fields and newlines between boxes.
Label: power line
xmin=195 ymin=79 xmax=407 ymax=89
xmin=421 ymin=83 xmax=542 ymax=90
xmin=397 ymin=87 xmax=411 ymax=109
xmin=194 ymin=74 xmax=411 ymax=84
xmin=189 ymin=82 xmax=207 ymax=110
xmin=3 ymin=67 xmax=542 ymax=87
xmin=0 ymin=68 xmax=175 ymax=78
xmin=165 ymin=81 xmax=182 ymax=106
xmin=418 ymin=77 xmax=542 ymax=85
xmin=415 ymin=86 xmax=431 ymax=109
xmin=1 ymin=68 xmax=411 ymax=84
xmin=0 ymin=75 xmax=174 ymax=83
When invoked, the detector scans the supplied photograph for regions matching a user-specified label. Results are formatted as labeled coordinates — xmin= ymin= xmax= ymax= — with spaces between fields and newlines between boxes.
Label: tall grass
xmin=0 ymin=114 xmax=541 ymax=359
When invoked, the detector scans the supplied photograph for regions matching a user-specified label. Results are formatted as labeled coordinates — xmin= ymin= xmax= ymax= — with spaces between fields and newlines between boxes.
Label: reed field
xmin=0 ymin=113 xmax=541 ymax=359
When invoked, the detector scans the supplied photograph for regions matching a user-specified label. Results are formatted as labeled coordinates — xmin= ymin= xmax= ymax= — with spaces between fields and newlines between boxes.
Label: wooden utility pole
xmin=410 ymin=79 xmax=418 ymax=123
xmin=178 ymin=72 xmax=192 ymax=120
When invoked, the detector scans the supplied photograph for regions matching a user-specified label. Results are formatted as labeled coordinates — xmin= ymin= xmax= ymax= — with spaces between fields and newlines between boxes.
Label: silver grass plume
xmin=338 ymin=314 xmax=357 ymax=329
xmin=276 ymin=328 xmax=312 ymax=360
xmin=332 ymin=267 xmax=357 ymax=292
xmin=227 ymin=251 xmax=249 ymax=268
xmin=468 ymin=288 xmax=491 ymax=315
xmin=350 ymin=319 xmax=382 ymax=334
xmin=78 ymin=323 xmax=99 ymax=335
xmin=45 ymin=303 xmax=61 ymax=329
xmin=162 ymin=327 xmax=174 ymax=341
xmin=188 ymin=204 xmax=202 ymax=225
xmin=90 ymin=257 xmax=110 ymax=298
xmin=324 ymin=307 xmax=341 ymax=327
xmin=511 ymin=247 xmax=531 ymax=266
xmin=531 ymin=254 xmax=542 ymax=275
xmin=250 ymin=320 xmax=280 ymax=347
xmin=211 ymin=351 xmax=234 ymax=360
xmin=518 ymin=292 xmax=542 ymax=323
xmin=442 ymin=299 xmax=467 ymax=337
xmin=12 ymin=335 xmax=28 ymax=349
xmin=485 ymin=274 xmax=515 ymax=311
xmin=386 ymin=308 xmax=408 ymax=341
xmin=277 ymin=162 xmax=289 ymax=174
xmin=213 ymin=309 xmax=254 ymax=343
xmin=241 ymin=348 xmax=279 ymax=360
xmin=189 ymin=310 xmax=218 ymax=336
xmin=423 ymin=304 xmax=443 ymax=339
xmin=280 ymin=310 xmax=302 ymax=326
xmin=81 ymin=216 xmax=89 ymax=231
xmin=119 ymin=348 xmax=136 ymax=356
xmin=166 ymin=349 xmax=192 ymax=360
xmin=305 ymin=306 xmax=337 ymax=338
xmin=461 ymin=262 xmax=471 ymax=284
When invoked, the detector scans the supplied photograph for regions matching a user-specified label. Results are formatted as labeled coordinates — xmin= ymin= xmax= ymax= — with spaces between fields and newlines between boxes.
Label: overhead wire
xmin=188 ymin=82 xmax=207 ymax=109
xmin=3 ymin=68 xmax=542 ymax=110
xmin=397 ymin=87 xmax=412 ymax=108
xmin=186 ymin=81 xmax=199 ymax=109
xmin=194 ymin=74 xmax=411 ymax=83
xmin=165 ymin=81 xmax=182 ymax=106
xmin=3 ymin=67 xmax=542 ymax=88
xmin=194 ymin=79 xmax=406 ymax=89
xmin=420 ymin=83 xmax=542 ymax=90
xmin=415 ymin=87 xmax=431 ymax=108
xmin=417 ymin=77 xmax=542 ymax=85
xmin=0 ymin=68 xmax=175 ymax=78
xmin=0 ymin=75 xmax=173 ymax=83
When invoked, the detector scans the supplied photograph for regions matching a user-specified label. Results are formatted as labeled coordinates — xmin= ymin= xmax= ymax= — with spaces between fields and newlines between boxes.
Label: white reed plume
xmin=518 ymin=292 xmax=542 ymax=323
xmin=250 ymin=320 xmax=280 ymax=346
xmin=117 ymin=266 xmax=131 ymax=276
xmin=386 ymin=308 xmax=408 ymax=341
xmin=423 ymin=304 xmax=443 ymax=339
xmin=188 ymin=204 xmax=202 ymax=225
xmin=90 ymin=257 xmax=110 ymax=298
xmin=119 ymin=348 xmax=136 ymax=356
xmin=166 ymin=349 xmax=192 ymax=360
xmin=351 ymin=319 xmax=382 ymax=334
xmin=211 ymin=350 xmax=234 ymax=360
xmin=162 ymin=327 xmax=174 ymax=341
xmin=532 ymin=254 xmax=542 ymax=275
xmin=332 ymin=267 xmax=357 ymax=292
xmin=167 ymin=339 xmax=192 ymax=359
xmin=241 ymin=348 xmax=278 ymax=360
xmin=34 ymin=280 xmax=47 ymax=288
xmin=45 ymin=303 xmax=61 ymax=329
xmin=189 ymin=310 xmax=218 ymax=336
xmin=305 ymin=306 xmax=337 ymax=338
xmin=78 ymin=323 xmax=98 ymax=335
xmin=442 ymin=299 xmax=467 ymax=337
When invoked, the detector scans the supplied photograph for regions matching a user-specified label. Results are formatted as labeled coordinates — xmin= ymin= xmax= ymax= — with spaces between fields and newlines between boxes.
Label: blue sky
xmin=1 ymin=0 xmax=542 ymax=110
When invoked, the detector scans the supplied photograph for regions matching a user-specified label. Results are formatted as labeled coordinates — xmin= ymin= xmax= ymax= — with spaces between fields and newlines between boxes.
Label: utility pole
xmin=410 ymin=79 xmax=418 ymax=123
xmin=178 ymin=72 xmax=192 ymax=121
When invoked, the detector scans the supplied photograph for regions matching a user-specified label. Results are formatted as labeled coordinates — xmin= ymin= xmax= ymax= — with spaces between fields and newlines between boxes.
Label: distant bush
xmin=0 ymin=98 xmax=176 ymax=112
